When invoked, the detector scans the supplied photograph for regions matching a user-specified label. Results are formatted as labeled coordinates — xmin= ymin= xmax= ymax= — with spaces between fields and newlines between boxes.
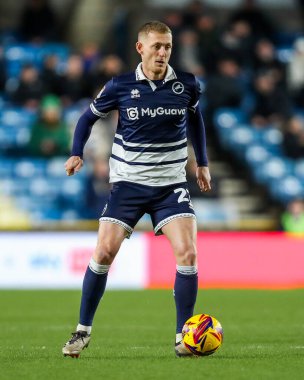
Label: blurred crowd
xmin=1 ymin=0 xmax=304 ymax=228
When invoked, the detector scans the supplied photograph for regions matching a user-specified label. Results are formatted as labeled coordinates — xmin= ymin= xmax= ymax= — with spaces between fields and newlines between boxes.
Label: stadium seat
xmin=0 ymin=108 xmax=36 ymax=151
xmin=0 ymin=179 xmax=14 ymax=196
xmin=28 ymin=177 xmax=61 ymax=202
xmin=61 ymin=209 xmax=82 ymax=221
xmin=0 ymin=124 xmax=32 ymax=151
xmin=269 ymin=176 xmax=304 ymax=203
xmin=245 ymin=144 xmax=270 ymax=168
xmin=227 ymin=125 xmax=259 ymax=159
xmin=0 ymin=95 xmax=5 ymax=110
xmin=14 ymin=195 xmax=54 ymax=211
xmin=0 ymin=178 xmax=30 ymax=196
xmin=294 ymin=159 xmax=304 ymax=184
xmin=14 ymin=159 xmax=46 ymax=178
xmin=214 ymin=108 xmax=246 ymax=129
xmin=63 ymin=106 xmax=83 ymax=126
xmin=0 ymin=107 xmax=36 ymax=127
xmin=276 ymin=47 xmax=294 ymax=63
xmin=46 ymin=158 xmax=68 ymax=177
xmin=0 ymin=126 xmax=15 ymax=150
xmin=29 ymin=208 xmax=62 ymax=222
xmin=192 ymin=199 xmax=239 ymax=223
xmin=252 ymin=157 xmax=294 ymax=185
xmin=35 ymin=43 xmax=70 ymax=66
xmin=4 ymin=44 xmax=37 ymax=77
xmin=0 ymin=158 xmax=17 ymax=176
xmin=259 ymin=128 xmax=283 ymax=155
xmin=60 ymin=177 xmax=85 ymax=207
xmin=4 ymin=43 xmax=70 ymax=78
xmin=213 ymin=108 xmax=246 ymax=148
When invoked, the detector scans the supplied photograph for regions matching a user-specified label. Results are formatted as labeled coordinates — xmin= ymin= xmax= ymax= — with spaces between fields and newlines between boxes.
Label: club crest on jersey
xmin=131 ymin=89 xmax=140 ymax=98
xmin=172 ymin=81 xmax=184 ymax=94
xmin=127 ymin=107 xmax=139 ymax=120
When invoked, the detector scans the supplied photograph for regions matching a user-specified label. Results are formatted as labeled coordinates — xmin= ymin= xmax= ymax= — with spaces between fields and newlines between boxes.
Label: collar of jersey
xmin=135 ymin=63 xmax=177 ymax=91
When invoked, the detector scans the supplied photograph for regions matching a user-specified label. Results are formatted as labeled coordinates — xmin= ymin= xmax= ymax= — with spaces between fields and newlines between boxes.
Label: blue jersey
xmin=90 ymin=64 xmax=202 ymax=186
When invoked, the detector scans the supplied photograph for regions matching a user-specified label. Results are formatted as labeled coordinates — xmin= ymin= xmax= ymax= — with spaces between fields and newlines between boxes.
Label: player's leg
xmin=62 ymin=222 xmax=127 ymax=357
xmin=63 ymin=181 xmax=145 ymax=357
xmin=161 ymin=217 xmax=198 ymax=356
xmin=78 ymin=221 xmax=127 ymax=331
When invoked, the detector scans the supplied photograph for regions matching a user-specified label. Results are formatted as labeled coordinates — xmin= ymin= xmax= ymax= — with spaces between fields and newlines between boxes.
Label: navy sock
xmin=79 ymin=265 xmax=108 ymax=326
xmin=174 ymin=271 xmax=198 ymax=333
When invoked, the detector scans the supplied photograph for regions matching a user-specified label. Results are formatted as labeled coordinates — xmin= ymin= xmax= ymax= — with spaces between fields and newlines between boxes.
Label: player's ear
xmin=136 ymin=41 xmax=143 ymax=56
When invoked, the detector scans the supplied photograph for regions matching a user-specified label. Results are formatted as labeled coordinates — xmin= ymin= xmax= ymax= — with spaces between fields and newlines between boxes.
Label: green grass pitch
xmin=1 ymin=289 xmax=303 ymax=380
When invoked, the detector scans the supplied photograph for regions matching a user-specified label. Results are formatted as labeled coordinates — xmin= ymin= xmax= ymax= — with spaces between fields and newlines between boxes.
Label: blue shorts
xmin=99 ymin=181 xmax=196 ymax=237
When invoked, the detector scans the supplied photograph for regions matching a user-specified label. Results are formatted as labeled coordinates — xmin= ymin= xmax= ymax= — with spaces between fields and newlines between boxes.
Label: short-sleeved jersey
xmin=90 ymin=63 xmax=201 ymax=186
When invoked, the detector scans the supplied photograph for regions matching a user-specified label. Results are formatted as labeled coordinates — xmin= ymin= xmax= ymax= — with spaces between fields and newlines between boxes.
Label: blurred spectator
xmin=109 ymin=6 xmax=130 ymax=62
xmin=196 ymin=14 xmax=219 ymax=74
xmin=28 ymin=95 xmax=70 ymax=157
xmin=18 ymin=0 xmax=59 ymax=43
xmin=88 ymin=54 xmax=124 ymax=96
xmin=162 ymin=10 xmax=184 ymax=67
xmin=58 ymin=54 xmax=88 ymax=105
xmin=216 ymin=20 xmax=255 ymax=68
xmin=229 ymin=0 xmax=276 ymax=42
xmin=80 ymin=42 xmax=100 ymax=75
xmin=298 ymin=0 xmax=304 ymax=26
xmin=205 ymin=57 xmax=244 ymax=120
xmin=183 ymin=0 xmax=207 ymax=28
xmin=292 ymin=86 xmax=304 ymax=109
xmin=251 ymin=72 xmax=291 ymax=128
xmin=281 ymin=199 xmax=304 ymax=233
xmin=0 ymin=47 xmax=6 ymax=92
xmin=253 ymin=39 xmax=286 ymax=87
xmin=9 ymin=64 xmax=45 ymax=109
xmin=287 ymin=37 xmax=304 ymax=108
xmin=41 ymin=54 xmax=61 ymax=94
xmin=282 ymin=117 xmax=304 ymax=159
xmin=163 ymin=10 xmax=184 ymax=36
xmin=85 ymin=157 xmax=110 ymax=219
xmin=177 ymin=30 xmax=205 ymax=76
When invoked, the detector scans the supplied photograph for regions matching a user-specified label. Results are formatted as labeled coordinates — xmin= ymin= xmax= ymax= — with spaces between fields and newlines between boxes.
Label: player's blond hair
xmin=138 ymin=21 xmax=172 ymax=39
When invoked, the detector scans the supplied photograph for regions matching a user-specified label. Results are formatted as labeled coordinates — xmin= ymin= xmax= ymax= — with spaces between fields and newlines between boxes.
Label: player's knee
xmin=175 ymin=245 xmax=197 ymax=266
xmin=94 ymin=240 xmax=118 ymax=265
xmin=183 ymin=250 xmax=197 ymax=266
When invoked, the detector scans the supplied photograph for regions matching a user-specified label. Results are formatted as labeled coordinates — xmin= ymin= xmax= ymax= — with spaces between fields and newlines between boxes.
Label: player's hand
xmin=196 ymin=166 xmax=211 ymax=192
xmin=64 ymin=156 xmax=83 ymax=176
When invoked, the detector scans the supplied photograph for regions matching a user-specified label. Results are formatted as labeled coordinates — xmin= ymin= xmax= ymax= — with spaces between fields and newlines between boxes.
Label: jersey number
xmin=174 ymin=188 xmax=190 ymax=203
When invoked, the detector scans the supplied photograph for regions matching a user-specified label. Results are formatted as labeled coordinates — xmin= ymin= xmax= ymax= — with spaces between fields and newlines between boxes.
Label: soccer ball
xmin=182 ymin=314 xmax=223 ymax=356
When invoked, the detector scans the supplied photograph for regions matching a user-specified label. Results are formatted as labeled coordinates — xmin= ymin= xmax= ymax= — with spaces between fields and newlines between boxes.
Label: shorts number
xmin=174 ymin=188 xmax=190 ymax=203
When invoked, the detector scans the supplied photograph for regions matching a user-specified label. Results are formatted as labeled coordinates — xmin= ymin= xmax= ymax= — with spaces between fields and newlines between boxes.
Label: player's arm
xmin=187 ymin=109 xmax=211 ymax=192
xmin=65 ymin=109 xmax=99 ymax=176
xmin=187 ymin=75 xmax=211 ymax=192
xmin=65 ymin=79 xmax=118 ymax=176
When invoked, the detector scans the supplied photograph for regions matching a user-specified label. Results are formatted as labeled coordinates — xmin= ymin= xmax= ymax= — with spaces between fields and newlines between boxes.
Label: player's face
xmin=136 ymin=32 xmax=172 ymax=79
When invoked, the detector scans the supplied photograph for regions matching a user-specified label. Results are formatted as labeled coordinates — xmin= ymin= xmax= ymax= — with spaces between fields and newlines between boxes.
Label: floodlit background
xmin=0 ymin=0 xmax=303 ymax=289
